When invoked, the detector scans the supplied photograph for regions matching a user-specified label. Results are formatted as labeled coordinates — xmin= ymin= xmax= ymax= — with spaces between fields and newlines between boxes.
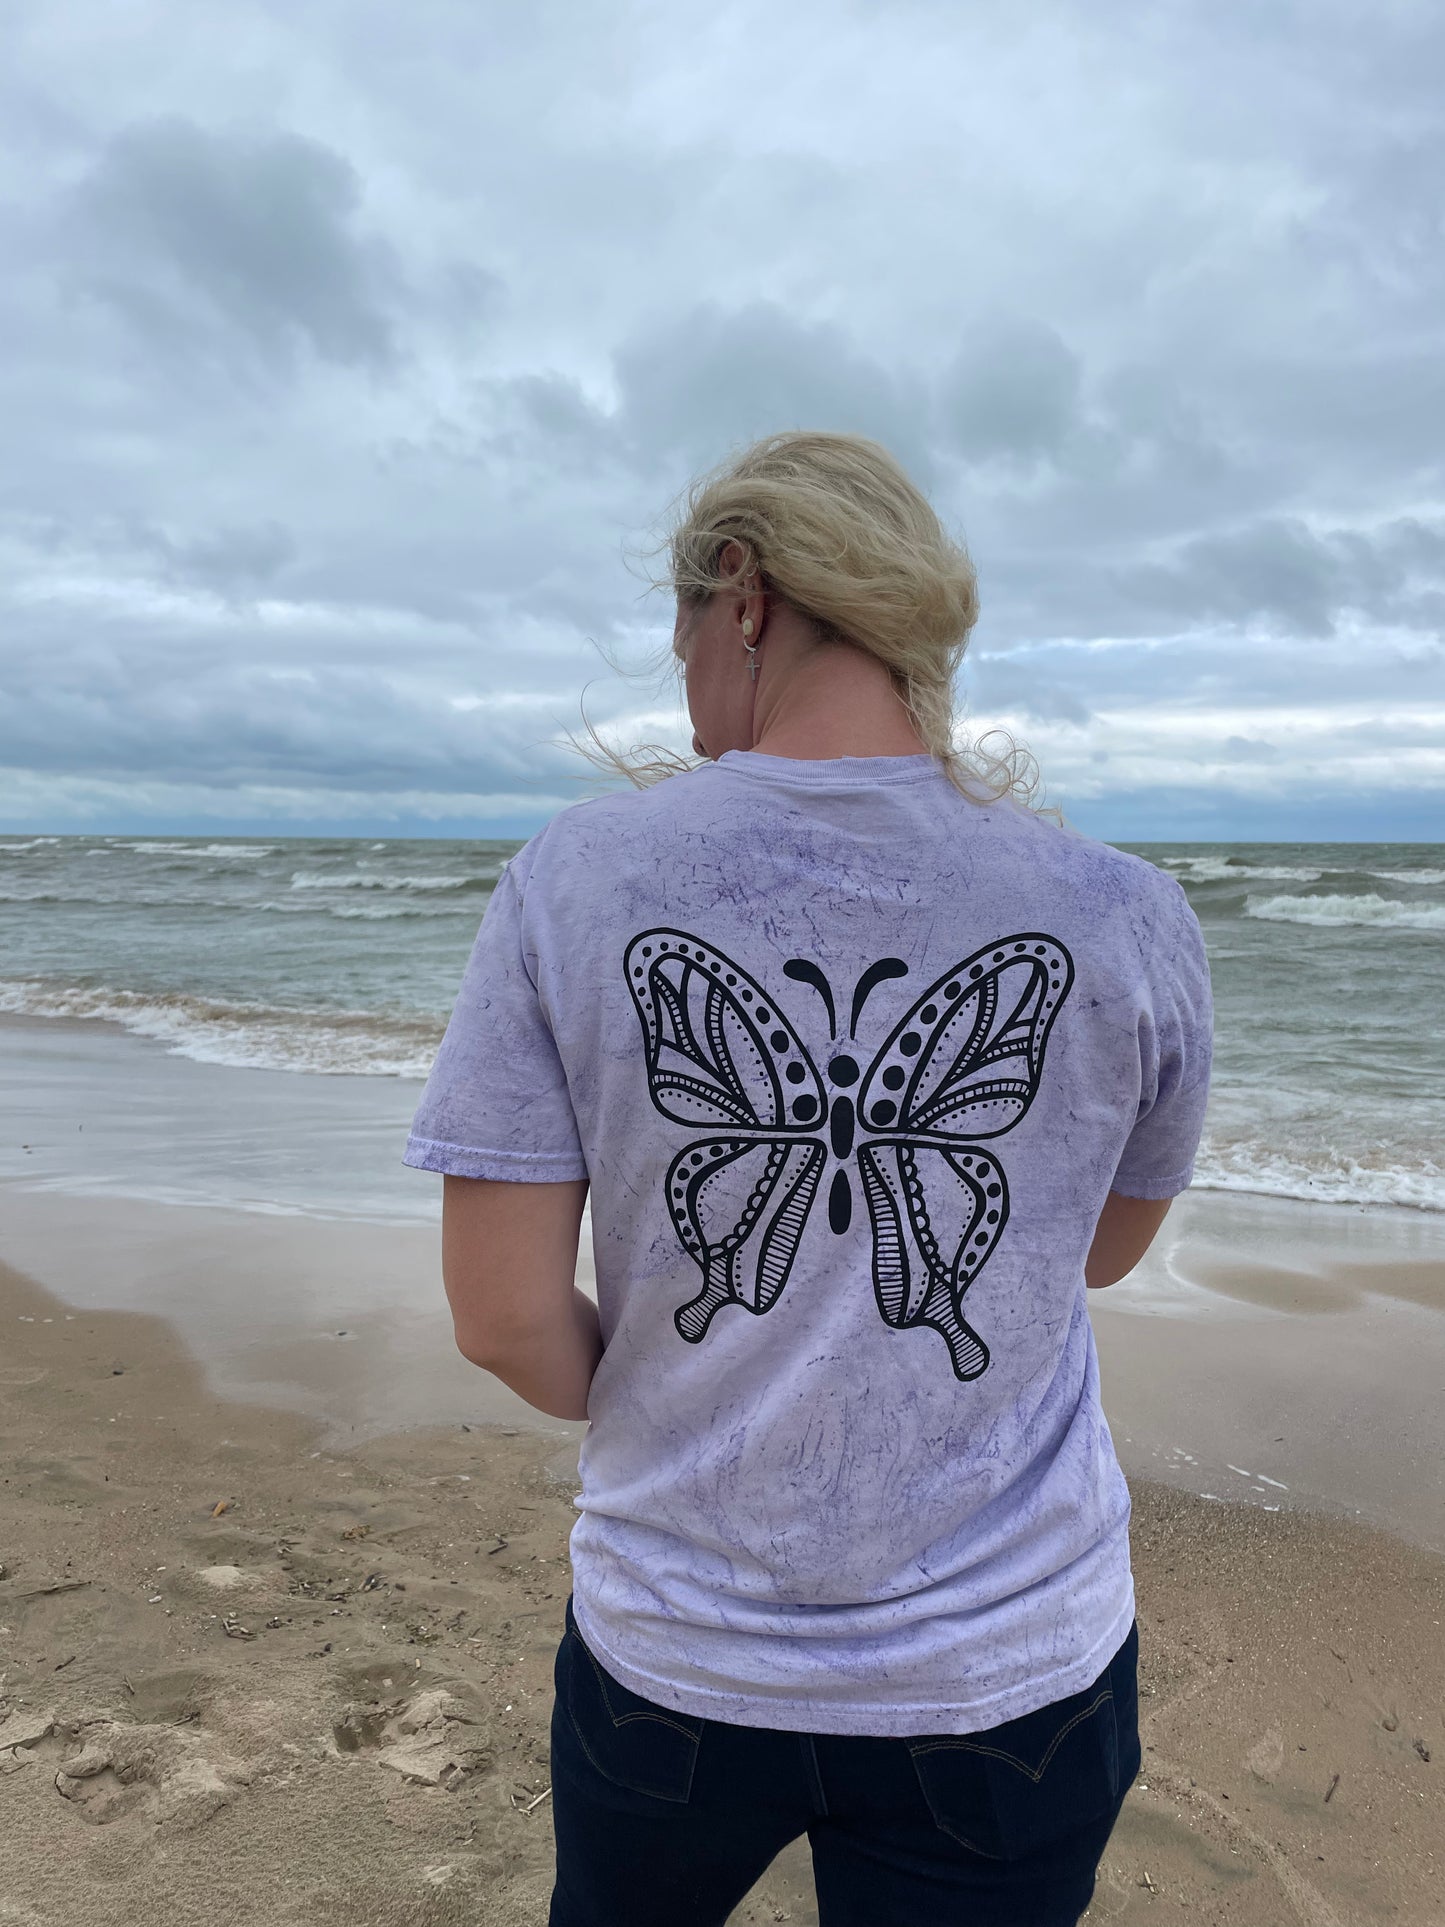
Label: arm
xmin=441 ymin=1174 xmax=600 ymax=1420
xmin=1092 ymin=880 xmax=1212 ymax=1289
xmin=1085 ymin=1191 xmax=1173 ymax=1289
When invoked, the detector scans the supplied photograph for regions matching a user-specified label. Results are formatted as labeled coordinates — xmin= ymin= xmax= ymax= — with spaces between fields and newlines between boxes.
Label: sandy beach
xmin=3 ymin=1012 xmax=1444 ymax=1923
xmin=2 ymin=1220 xmax=1443 ymax=1925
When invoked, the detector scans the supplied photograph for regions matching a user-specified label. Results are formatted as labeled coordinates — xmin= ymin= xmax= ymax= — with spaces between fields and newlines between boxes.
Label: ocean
xmin=1 ymin=832 xmax=1442 ymax=1218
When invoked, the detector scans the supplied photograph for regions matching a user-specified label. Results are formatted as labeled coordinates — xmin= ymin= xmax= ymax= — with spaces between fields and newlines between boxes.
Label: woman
xmin=403 ymin=432 xmax=1213 ymax=1927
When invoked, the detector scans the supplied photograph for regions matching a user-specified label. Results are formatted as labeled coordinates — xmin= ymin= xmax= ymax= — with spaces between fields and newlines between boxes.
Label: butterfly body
xmin=624 ymin=927 xmax=1074 ymax=1381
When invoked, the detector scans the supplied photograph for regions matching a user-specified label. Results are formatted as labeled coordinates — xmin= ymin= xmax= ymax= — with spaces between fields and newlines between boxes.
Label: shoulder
xmin=984 ymin=803 xmax=1201 ymax=983
xmin=989 ymin=796 xmax=1184 ymax=907
xmin=504 ymin=765 xmax=727 ymax=890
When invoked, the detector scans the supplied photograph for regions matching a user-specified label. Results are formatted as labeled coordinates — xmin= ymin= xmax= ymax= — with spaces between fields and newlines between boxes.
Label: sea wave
xmin=1244 ymin=892 xmax=1445 ymax=932
xmin=1165 ymin=857 xmax=1325 ymax=884
xmin=0 ymin=978 xmax=443 ymax=1077
xmin=0 ymin=887 xmax=478 ymax=918
xmin=255 ymin=897 xmax=476 ymax=919
xmin=0 ymin=887 xmax=263 ymax=911
xmin=288 ymin=870 xmax=495 ymax=893
xmin=5 ymin=976 xmax=1442 ymax=1210
xmin=1161 ymin=855 xmax=1445 ymax=891
xmin=117 ymin=840 xmax=278 ymax=858
xmin=1193 ymin=1139 xmax=1445 ymax=1213
xmin=326 ymin=902 xmax=477 ymax=920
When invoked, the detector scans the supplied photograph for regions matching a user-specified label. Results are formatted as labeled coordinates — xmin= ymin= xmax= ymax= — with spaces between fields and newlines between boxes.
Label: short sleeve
xmin=1110 ymin=878 xmax=1214 ymax=1200
xmin=402 ymin=859 xmax=588 ymax=1183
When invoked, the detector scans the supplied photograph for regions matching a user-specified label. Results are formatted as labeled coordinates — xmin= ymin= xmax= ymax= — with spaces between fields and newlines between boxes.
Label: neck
xmin=748 ymin=632 xmax=930 ymax=761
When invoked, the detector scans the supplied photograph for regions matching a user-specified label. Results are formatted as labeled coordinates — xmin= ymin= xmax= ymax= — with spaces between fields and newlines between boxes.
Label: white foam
xmin=115 ymin=841 xmax=276 ymax=858
xmin=288 ymin=870 xmax=489 ymax=893
xmin=256 ymin=898 xmax=475 ymax=920
xmin=1244 ymin=891 xmax=1445 ymax=932
xmin=0 ymin=978 xmax=441 ymax=1078
xmin=1370 ymin=868 xmax=1445 ymax=886
xmin=327 ymin=902 xmax=474 ymax=920
xmin=1192 ymin=1142 xmax=1445 ymax=1213
xmin=1168 ymin=858 xmax=1324 ymax=884
xmin=1 ymin=887 xmax=290 ymax=910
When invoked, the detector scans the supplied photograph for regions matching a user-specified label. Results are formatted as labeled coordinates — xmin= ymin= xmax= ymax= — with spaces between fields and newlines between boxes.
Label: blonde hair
xmin=577 ymin=429 xmax=1051 ymax=813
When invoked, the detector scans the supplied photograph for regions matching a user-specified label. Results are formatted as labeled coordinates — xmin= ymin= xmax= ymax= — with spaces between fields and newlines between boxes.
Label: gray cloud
xmin=938 ymin=320 xmax=1083 ymax=464
xmin=157 ymin=520 xmax=298 ymax=591
xmin=1109 ymin=514 xmax=1445 ymax=641
xmin=613 ymin=303 xmax=935 ymax=481
xmin=0 ymin=1 xmax=1441 ymax=836
xmin=66 ymin=117 xmax=401 ymax=377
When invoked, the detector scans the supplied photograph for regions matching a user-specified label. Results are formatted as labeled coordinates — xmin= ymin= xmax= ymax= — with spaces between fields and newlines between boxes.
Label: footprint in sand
xmin=114 ymin=1665 xmax=214 ymax=1726
xmin=1246 ymin=1725 xmax=1286 ymax=1783
xmin=328 ymin=1684 xmax=493 ymax=1789
xmin=54 ymin=1719 xmax=244 ymax=1829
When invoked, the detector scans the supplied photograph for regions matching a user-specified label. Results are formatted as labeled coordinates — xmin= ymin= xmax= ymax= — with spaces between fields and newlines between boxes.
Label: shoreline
xmin=4 ymin=997 xmax=1443 ymax=1564
xmin=2 ymin=1252 xmax=1442 ymax=1926
xmin=5 ymin=1000 xmax=1444 ymax=1218
xmin=2 ymin=1168 xmax=1441 ymax=1549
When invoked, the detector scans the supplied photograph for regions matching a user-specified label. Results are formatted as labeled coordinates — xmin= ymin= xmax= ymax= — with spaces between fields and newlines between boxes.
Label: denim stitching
xmin=576 ymin=1626 xmax=704 ymax=1745
xmin=925 ymin=1815 xmax=991 ymax=1853
xmin=906 ymin=1685 xmax=1114 ymax=1783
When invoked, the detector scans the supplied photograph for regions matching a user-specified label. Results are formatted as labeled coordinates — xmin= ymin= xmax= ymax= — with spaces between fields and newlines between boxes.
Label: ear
xmin=714 ymin=546 xmax=767 ymax=646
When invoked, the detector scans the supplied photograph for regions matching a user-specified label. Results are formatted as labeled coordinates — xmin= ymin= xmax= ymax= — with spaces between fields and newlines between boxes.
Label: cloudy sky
xmin=2 ymin=2 xmax=1442 ymax=843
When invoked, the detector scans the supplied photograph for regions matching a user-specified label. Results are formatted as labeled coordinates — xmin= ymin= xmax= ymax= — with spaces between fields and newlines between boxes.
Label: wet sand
xmin=2 ymin=1175 xmax=1441 ymax=1547
xmin=1091 ymin=1188 xmax=1445 ymax=1552
xmin=2 ymin=1252 xmax=1443 ymax=1926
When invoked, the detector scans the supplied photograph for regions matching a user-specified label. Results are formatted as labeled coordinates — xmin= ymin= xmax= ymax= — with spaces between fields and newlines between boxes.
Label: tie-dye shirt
xmin=404 ymin=751 xmax=1213 ymax=1736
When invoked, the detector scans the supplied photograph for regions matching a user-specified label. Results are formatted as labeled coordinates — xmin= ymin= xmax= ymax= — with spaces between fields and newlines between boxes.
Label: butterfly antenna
xmin=783 ymin=959 xmax=836 ymax=1037
xmin=849 ymin=958 xmax=909 ymax=1036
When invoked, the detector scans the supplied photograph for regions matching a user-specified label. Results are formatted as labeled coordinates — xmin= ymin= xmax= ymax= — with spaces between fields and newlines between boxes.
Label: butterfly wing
xmin=856 ymin=1140 xmax=1008 ymax=1380
xmin=625 ymin=929 xmax=827 ymax=1130
xmin=624 ymin=930 xmax=829 ymax=1341
xmin=666 ymin=1136 xmax=826 ymax=1343
xmin=857 ymin=934 xmax=1073 ymax=1141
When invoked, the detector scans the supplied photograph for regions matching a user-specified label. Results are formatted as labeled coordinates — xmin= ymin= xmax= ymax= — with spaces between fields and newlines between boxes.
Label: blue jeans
xmin=548 ymin=1598 xmax=1139 ymax=1927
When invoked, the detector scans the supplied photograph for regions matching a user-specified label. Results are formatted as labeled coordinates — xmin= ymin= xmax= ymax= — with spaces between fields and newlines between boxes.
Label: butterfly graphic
xmin=624 ymin=928 xmax=1074 ymax=1380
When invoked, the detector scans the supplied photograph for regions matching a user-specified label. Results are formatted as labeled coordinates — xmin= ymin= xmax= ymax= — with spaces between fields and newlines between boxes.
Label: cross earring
xmin=742 ymin=618 xmax=758 ymax=681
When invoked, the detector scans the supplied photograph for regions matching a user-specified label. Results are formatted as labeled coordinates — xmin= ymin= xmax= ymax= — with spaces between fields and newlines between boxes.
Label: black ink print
xmin=623 ymin=929 xmax=1074 ymax=1380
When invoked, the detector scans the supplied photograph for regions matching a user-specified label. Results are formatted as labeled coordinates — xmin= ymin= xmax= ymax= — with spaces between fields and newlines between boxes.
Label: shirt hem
xmin=1109 ymin=1164 xmax=1195 ymax=1200
xmin=568 ymin=1582 xmax=1138 ymax=1739
xmin=402 ymin=1134 xmax=589 ymax=1182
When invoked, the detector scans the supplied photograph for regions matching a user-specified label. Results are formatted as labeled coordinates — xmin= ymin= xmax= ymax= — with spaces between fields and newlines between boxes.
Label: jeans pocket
xmin=554 ymin=1596 xmax=705 ymax=1805
xmin=905 ymin=1623 xmax=1140 ymax=1862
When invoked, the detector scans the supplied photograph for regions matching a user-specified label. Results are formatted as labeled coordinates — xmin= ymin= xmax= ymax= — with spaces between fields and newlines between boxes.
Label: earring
xmin=741 ymin=619 xmax=759 ymax=681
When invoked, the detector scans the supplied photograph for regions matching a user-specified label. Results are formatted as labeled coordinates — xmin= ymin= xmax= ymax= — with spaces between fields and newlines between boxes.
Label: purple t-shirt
xmin=404 ymin=751 xmax=1213 ymax=1736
